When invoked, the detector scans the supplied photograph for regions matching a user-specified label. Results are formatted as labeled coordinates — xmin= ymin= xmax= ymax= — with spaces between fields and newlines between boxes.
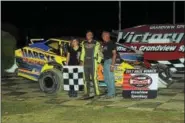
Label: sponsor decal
xmin=118 ymin=32 xmax=184 ymax=43
xmin=131 ymin=94 xmax=148 ymax=99
xmin=129 ymin=75 xmax=152 ymax=88
xmin=149 ymin=25 xmax=185 ymax=30
xmin=22 ymin=48 xmax=55 ymax=62
xmin=139 ymin=45 xmax=177 ymax=52
xmin=117 ymin=44 xmax=185 ymax=52
xmin=123 ymin=69 xmax=158 ymax=99
xmin=22 ymin=58 xmax=45 ymax=65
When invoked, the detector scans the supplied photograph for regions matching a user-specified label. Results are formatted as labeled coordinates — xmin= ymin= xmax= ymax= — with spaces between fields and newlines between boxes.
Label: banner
xmin=122 ymin=69 xmax=158 ymax=99
xmin=117 ymin=24 xmax=184 ymax=72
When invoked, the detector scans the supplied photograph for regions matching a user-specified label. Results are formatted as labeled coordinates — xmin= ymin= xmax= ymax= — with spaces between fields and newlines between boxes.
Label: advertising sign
xmin=115 ymin=24 xmax=184 ymax=88
xmin=122 ymin=69 xmax=158 ymax=99
xmin=117 ymin=24 xmax=184 ymax=72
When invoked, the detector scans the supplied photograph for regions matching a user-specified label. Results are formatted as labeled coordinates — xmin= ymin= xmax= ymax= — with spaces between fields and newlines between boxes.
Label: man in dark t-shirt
xmin=102 ymin=31 xmax=117 ymax=98
xmin=103 ymin=40 xmax=117 ymax=60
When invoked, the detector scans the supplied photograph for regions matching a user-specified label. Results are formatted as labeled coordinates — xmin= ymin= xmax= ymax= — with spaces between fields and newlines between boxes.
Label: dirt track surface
xmin=1 ymin=77 xmax=184 ymax=123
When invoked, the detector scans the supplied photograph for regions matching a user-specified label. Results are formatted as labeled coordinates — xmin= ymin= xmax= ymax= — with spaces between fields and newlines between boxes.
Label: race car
xmin=5 ymin=38 xmax=70 ymax=94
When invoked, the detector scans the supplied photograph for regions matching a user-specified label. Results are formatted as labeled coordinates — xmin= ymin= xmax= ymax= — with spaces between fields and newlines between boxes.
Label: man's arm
xmin=80 ymin=42 xmax=85 ymax=65
xmin=111 ymin=43 xmax=117 ymax=66
xmin=111 ymin=50 xmax=117 ymax=66
xmin=97 ymin=42 xmax=103 ymax=64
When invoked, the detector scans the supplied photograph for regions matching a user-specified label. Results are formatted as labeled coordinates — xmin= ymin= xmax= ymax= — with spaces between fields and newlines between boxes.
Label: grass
xmin=2 ymin=100 xmax=184 ymax=123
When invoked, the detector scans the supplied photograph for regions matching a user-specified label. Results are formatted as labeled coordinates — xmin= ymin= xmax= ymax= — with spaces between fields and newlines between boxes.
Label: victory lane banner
xmin=63 ymin=66 xmax=84 ymax=91
xmin=122 ymin=69 xmax=158 ymax=99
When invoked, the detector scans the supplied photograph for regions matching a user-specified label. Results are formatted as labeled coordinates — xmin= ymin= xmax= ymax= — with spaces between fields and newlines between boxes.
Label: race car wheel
xmin=151 ymin=64 xmax=172 ymax=88
xmin=39 ymin=68 xmax=63 ymax=95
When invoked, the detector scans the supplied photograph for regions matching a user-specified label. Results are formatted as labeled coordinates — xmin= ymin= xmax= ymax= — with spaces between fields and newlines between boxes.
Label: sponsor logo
xmin=22 ymin=48 xmax=55 ymax=62
xmin=116 ymin=44 xmax=184 ymax=52
xmin=150 ymin=25 xmax=185 ymax=30
xmin=139 ymin=45 xmax=177 ymax=52
xmin=129 ymin=75 xmax=152 ymax=88
xmin=118 ymin=32 xmax=184 ymax=43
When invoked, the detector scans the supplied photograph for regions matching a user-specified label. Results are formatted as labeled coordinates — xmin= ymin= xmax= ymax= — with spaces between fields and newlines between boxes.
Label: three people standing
xmin=66 ymin=31 xmax=117 ymax=99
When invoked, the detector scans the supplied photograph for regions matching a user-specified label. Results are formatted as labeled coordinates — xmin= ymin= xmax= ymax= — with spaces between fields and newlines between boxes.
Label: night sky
xmin=1 ymin=1 xmax=184 ymax=44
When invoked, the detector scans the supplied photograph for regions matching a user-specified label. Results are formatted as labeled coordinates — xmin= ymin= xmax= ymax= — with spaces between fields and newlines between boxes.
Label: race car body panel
xmin=15 ymin=38 xmax=70 ymax=81
xmin=29 ymin=42 xmax=50 ymax=51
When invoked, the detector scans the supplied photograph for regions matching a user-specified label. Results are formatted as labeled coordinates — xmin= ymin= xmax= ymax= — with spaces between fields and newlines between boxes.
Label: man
xmin=102 ymin=31 xmax=117 ymax=98
xmin=80 ymin=31 xmax=103 ymax=99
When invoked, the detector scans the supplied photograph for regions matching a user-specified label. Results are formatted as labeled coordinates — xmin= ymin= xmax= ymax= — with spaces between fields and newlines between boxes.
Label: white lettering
xmin=131 ymin=95 xmax=148 ymax=99
xmin=121 ymin=32 xmax=184 ymax=43
xmin=131 ymin=91 xmax=148 ymax=94
xmin=139 ymin=45 xmax=177 ymax=52
xmin=177 ymin=25 xmax=185 ymax=29
xmin=179 ymin=45 xmax=185 ymax=52
xmin=150 ymin=25 xmax=176 ymax=30
xmin=132 ymin=34 xmax=142 ymax=42
xmin=116 ymin=46 xmax=126 ymax=51
xmin=150 ymin=34 xmax=163 ymax=39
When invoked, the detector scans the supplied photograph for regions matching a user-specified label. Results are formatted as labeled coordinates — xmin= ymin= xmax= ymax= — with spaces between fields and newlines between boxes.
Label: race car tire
xmin=151 ymin=64 xmax=172 ymax=88
xmin=165 ymin=67 xmax=184 ymax=80
xmin=39 ymin=68 xmax=63 ymax=95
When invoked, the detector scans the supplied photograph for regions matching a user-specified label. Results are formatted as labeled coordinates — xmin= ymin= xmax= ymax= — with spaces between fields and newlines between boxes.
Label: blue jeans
xmin=103 ymin=59 xmax=115 ymax=97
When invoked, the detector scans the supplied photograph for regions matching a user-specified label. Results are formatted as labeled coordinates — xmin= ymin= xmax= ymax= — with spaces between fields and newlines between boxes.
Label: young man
xmin=80 ymin=31 xmax=103 ymax=99
xmin=102 ymin=31 xmax=117 ymax=98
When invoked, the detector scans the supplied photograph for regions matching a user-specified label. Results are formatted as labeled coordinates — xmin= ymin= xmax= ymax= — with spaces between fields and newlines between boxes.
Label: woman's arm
xmin=66 ymin=52 xmax=70 ymax=65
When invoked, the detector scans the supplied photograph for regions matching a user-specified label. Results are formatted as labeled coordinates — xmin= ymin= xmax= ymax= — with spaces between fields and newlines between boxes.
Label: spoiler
xmin=29 ymin=38 xmax=45 ymax=45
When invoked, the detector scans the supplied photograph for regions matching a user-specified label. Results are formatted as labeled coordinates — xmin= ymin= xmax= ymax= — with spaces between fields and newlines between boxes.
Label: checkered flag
xmin=147 ymin=58 xmax=185 ymax=72
xmin=63 ymin=66 xmax=84 ymax=91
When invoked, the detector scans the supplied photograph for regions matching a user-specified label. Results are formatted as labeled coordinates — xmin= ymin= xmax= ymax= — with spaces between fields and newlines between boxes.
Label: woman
xmin=66 ymin=38 xmax=81 ymax=97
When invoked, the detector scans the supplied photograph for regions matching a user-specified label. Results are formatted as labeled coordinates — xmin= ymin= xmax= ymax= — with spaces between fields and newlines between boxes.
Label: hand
xmin=110 ymin=65 xmax=114 ymax=72
xmin=80 ymin=62 xmax=83 ymax=66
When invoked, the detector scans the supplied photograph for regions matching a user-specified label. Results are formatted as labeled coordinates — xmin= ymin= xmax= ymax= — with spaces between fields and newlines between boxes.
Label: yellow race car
xmin=14 ymin=38 xmax=70 ymax=94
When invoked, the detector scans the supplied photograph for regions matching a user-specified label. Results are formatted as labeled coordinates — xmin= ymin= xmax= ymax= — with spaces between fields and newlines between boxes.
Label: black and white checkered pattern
xmin=63 ymin=66 xmax=84 ymax=91
xmin=147 ymin=58 xmax=185 ymax=72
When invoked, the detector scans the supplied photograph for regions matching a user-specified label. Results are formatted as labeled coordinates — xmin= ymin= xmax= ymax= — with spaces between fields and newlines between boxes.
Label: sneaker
xmin=92 ymin=96 xmax=100 ymax=100
xmin=73 ymin=91 xmax=78 ymax=97
xmin=80 ymin=94 xmax=90 ymax=100
xmin=105 ymin=96 xmax=115 ymax=99
xmin=68 ymin=91 xmax=73 ymax=97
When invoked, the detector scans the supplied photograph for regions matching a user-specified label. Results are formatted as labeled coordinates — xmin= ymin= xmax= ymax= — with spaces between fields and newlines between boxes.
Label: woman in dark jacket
xmin=66 ymin=38 xmax=81 ymax=97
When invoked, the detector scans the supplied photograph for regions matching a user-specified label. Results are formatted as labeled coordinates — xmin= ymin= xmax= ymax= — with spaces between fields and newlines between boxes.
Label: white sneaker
xmin=5 ymin=59 xmax=18 ymax=73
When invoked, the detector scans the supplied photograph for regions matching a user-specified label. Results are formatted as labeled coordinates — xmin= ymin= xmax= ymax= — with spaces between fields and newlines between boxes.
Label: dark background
xmin=1 ymin=1 xmax=184 ymax=47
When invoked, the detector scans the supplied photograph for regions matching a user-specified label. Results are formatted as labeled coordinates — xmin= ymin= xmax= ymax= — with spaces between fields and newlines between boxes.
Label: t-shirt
xmin=68 ymin=47 xmax=81 ymax=65
xmin=103 ymin=41 xmax=116 ymax=60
